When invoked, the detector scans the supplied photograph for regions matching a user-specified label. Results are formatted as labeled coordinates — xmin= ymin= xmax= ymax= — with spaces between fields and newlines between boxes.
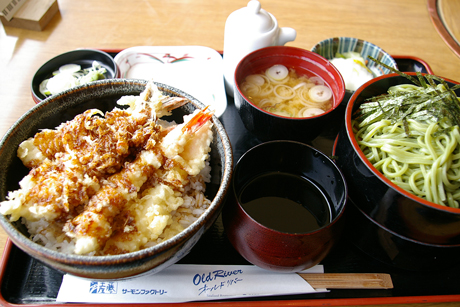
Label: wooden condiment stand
xmin=0 ymin=0 xmax=59 ymax=31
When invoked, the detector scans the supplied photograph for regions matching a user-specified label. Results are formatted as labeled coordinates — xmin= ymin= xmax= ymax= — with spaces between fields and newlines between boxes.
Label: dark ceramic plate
xmin=1 ymin=54 xmax=459 ymax=306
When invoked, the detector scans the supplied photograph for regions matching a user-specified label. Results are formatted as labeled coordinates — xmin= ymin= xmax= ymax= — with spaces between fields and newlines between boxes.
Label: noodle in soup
xmin=240 ymin=64 xmax=334 ymax=118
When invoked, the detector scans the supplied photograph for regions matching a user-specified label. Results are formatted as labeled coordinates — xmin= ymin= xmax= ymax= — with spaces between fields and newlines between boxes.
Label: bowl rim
xmin=234 ymin=46 xmax=346 ymax=120
xmin=31 ymin=48 xmax=119 ymax=103
xmin=344 ymin=72 xmax=460 ymax=214
xmin=310 ymin=36 xmax=398 ymax=66
xmin=232 ymin=139 xmax=348 ymax=235
xmin=1 ymin=78 xmax=233 ymax=266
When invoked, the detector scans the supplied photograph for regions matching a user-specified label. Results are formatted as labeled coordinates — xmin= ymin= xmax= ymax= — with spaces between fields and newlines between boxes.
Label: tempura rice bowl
xmin=0 ymin=79 xmax=233 ymax=279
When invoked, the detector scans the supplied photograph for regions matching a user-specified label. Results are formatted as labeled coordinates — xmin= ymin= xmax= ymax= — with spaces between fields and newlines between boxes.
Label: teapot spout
xmin=276 ymin=27 xmax=297 ymax=45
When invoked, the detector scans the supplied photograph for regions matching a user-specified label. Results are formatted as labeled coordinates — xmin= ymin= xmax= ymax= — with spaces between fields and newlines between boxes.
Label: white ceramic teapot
xmin=223 ymin=0 xmax=296 ymax=96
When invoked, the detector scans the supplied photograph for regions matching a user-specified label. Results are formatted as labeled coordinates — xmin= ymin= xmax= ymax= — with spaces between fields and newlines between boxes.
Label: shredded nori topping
xmin=352 ymin=56 xmax=460 ymax=135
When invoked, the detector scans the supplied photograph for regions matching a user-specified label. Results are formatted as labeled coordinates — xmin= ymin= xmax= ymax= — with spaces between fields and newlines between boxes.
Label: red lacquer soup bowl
xmin=234 ymin=46 xmax=345 ymax=142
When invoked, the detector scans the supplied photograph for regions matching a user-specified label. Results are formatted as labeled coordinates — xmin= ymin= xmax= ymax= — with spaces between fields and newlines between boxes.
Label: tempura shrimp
xmin=65 ymin=107 xmax=214 ymax=255
xmin=101 ymin=108 xmax=214 ymax=254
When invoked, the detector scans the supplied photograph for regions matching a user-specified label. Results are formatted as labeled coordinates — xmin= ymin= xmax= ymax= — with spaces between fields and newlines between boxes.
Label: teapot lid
xmin=231 ymin=0 xmax=274 ymax=33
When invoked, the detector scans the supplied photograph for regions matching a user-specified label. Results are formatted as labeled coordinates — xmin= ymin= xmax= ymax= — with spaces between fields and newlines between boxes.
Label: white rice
xmin=22 ymin=160 xmax=212 ymax=255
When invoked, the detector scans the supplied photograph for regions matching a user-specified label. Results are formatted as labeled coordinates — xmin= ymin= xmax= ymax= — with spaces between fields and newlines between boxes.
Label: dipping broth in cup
xmin=238 ymin=171 xmax=331 ymax=233
xmin=223 ymin=140 xmax=347 ymax=272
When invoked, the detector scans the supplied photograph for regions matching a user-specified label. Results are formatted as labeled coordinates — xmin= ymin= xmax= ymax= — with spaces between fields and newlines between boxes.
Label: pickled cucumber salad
xmin=39 ymin=61 xmax=107 ymax=97
xmin=330 ymin=52 xmax=375 ymax=91
xmin=240 ymin=64 xmax=334 ymax=118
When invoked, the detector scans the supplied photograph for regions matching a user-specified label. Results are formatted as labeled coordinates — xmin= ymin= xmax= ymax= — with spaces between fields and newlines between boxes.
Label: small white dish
xmin=114 ymin=46 xmax=227 ymax=117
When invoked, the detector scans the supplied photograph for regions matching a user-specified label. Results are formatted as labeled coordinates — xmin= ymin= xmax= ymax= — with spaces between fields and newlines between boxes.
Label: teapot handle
xmin=276 ymin=27 xmax=297 ymax=46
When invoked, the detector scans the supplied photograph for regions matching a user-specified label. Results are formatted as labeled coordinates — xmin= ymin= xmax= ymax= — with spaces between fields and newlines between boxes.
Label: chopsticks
xmin=297 ymin=273 xmax=394 ymax=289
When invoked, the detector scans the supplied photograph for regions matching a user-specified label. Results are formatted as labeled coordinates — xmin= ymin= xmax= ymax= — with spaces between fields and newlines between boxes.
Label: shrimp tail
xmin=118 ymin=80 xmax=190 ymax=120
xmin=161 ymin=97 xmax=189 ymax=112
xmin=182 ymin=106 xmax=214 ymax=134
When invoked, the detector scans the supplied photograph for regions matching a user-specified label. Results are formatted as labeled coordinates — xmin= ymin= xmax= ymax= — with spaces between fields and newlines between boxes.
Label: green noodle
xmin=352 ymin=83 xmax=460 ymax=208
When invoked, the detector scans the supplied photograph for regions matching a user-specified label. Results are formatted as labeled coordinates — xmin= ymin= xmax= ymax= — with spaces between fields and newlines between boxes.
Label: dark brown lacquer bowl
xmin=223 ymin=140 xmax=347 ymax=272
xmin=0 ymin=79 xmax=233 ymax=279
xmin=234 ymin=46 xmax=345 ymax=143
xmin=334 ymin=72 xmax=460 ymax=270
